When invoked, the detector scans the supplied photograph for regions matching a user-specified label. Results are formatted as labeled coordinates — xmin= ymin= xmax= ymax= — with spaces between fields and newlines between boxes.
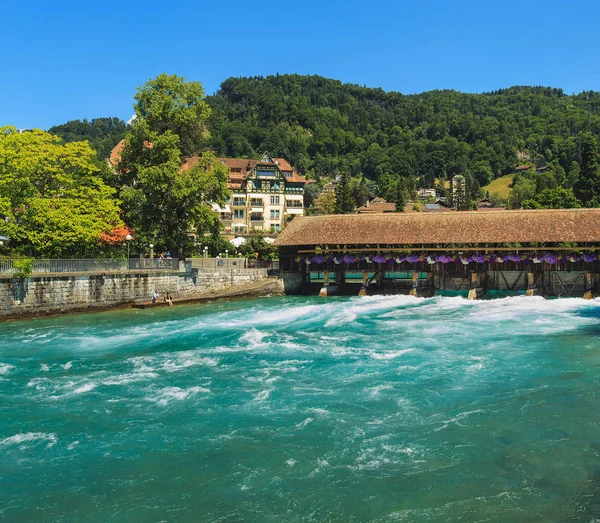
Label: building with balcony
xmin=109 ymin=141 xmax=307 ymax=238
xmin=183 ymin=152 xmax=307 ymax=237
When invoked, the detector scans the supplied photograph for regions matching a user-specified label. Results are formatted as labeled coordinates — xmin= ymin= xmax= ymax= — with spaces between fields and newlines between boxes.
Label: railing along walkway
xmin=0 ymin=258 xmax=179 ymax=275
xmin=189 ymin=258 xmax=279 ymax=270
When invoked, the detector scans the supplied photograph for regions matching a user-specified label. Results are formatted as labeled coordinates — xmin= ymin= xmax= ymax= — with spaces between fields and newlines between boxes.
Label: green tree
xmin=574 ymin=133 xmax=600 ymax=207
xmin=239 ymin=230 xmax=277 ymax=260
xmin=199 ymin=234 xmax=235 ymax=258
xmin=334 ymin=173 xmax=355 ymax=213
xmin=350 ymin=177 xmax=373 ymax=208
xmin=134 ymin=73 xmax=211 ymax=157
xmin=395 ymin=178 xmax=408 ymax=212
xmin=451 ymin=175 xmax=469 ymax=210
xmin=314 ymin=190 xmax=336 ymax=215
xmin=48 ymin=117 xmax=128 ymax=159
xmin=0 ymin=126 xmax=124 ymax=256
xmin=120 ymin=126 xmax=229 ymax=255
xmin=303 ymin=183 xmax=321 ymax=211
xmin=119 ymin=75 xmax=229 ymax=255
xmin=508 ymin=177 xmax=537 ymax=209
xmin=522 ymin=187 xmax=581 ymax=209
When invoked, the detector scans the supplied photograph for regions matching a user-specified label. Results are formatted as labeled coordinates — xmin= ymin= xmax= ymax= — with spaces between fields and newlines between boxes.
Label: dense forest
xmin=48 ymin=117 xmax=128 ymax=159
xmin=47 ymin=74 xmax=600 ymax=209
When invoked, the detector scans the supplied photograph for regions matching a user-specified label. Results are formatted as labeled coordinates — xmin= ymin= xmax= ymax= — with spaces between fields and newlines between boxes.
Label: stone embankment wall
xmin=0 ymin=268 xmax=271 ymax=319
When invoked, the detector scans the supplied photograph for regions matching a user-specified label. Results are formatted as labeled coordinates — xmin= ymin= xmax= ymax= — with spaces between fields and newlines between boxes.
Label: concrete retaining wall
xmin=0 ymin=268 xmax=270 ymax=318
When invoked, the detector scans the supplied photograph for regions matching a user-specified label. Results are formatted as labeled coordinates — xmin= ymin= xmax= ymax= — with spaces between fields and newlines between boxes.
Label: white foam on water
xmin=40 ymin=363 xmax=50 ymax=372
xmin=73 ymin=383 xmax=96 ymax=394
xmin=324 ymin=295 xmax=421 ymax=326
xmin=61 ymin=361 xmax=73 ymax=370
xmin=434 ymin=408 xmax=485 ymax=432
xmin=148 ymin=386 xmax=210 ymax=406
xmin=0 ymin=363 xmax=15 ymax=375
xmin=368 ymin=348 xmax=416 ymax=360
xmin=253 ymin=389 xmax=272 ymax=402
xmin=239 ymin=328 xmax=268 ymax=346
xmin=226 ymin=303 xmax=335 ymax=328
xmin=307 ymin=407 xmax=331 ymax=417
xmin=294 ymin=417 xmax=314 ymax=429
xmin=367 ymin=384 xmax=395 ymax=397
xmin=27 ymin=377 xmax=51 ymax=389
xmin=102 ymin=371 xmax=159 ymax=386
xmin=325 ymin=309 xmax=357 ymax=327
xmin=271 ymin=359 xmax=312 ymax=367
xmin=129 ymin=352 xmax=219 ymax=374
xmin=0 ymin=432 xmax=57 ymax=448
xmin=286 ymin=459 xmax=297 ymax=467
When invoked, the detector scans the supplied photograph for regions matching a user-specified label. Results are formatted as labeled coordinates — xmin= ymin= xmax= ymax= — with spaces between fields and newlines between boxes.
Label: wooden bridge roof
xmin=273 ymin=209 xmax=600 ymax=246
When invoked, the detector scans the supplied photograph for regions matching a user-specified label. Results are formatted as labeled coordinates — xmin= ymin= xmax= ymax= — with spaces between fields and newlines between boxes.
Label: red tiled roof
xmin=357 ymin=198 xmax=397 ymax=214
xmin=109 ymin=139 xmax=126 ymax=167
xmin=273 ymin=158 xmax=307 ymax=184
xmin=110 ymin=142 xmax=306 ymax=185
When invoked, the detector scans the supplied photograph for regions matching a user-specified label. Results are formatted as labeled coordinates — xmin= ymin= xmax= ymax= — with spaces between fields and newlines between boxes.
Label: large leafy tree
xmin=314 ymin=190 xmax=336 ymax=215
xmin=0 ymin=126 xmax=124 ymax=256
xmin=133 ymin=73 xmax=211 ymax=157
xmin=522 ymin=187 xmax=581 ymax=209
xmin=119 ymin=75 xmax=229 ymax=254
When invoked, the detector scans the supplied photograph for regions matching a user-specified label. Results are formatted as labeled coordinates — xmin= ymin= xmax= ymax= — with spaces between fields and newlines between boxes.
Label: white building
xmin=193 ymin=153 xmax=307 ymax=236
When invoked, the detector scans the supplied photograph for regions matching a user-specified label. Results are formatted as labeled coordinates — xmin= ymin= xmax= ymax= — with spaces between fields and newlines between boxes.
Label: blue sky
xmin=2 ymin=0 xmax=600 ymax=130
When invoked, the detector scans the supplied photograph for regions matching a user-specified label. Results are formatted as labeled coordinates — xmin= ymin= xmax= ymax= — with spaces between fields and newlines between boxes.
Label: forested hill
xmin=207 ymin=74 xmax=600 ymax=188
xmin=48 ymin=117 xmax=128 ymax=159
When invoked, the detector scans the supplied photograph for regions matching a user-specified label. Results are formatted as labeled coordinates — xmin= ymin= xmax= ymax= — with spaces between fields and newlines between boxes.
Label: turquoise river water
xmin=2 ymin=295 xmax=600 ymax=522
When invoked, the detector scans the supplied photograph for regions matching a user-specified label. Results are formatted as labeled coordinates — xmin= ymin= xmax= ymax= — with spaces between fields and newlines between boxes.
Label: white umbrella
xmin=231 ymin=237 xmax=246 ymax=247
xmin=264 ymin=237 xmax=275 ymax=244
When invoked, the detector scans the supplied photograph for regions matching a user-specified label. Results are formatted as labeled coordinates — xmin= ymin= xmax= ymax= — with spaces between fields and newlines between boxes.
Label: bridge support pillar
xmin=409 ymin=271 xmax=419 ymax=297
xmin=467 ymin=272 xmax=487 ymax=300
xmin=526 ymin=271 xmax=539 ymax=296
xmin=319 ymin=271 xmax=339 ymax=297
xmin=319 ymin=271 xmax=329 ymax=297
xmin=583 ymin=271 xmax=597 ymax=300
xmin=409 ymin=271 xmax=435 ymax=297
xmin=358 ymin=271 xmax=368 ymax=296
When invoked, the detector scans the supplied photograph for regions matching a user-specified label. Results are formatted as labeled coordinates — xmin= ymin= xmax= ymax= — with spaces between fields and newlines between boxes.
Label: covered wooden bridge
xmin=273 ymin=209 xmax=600 ymax=299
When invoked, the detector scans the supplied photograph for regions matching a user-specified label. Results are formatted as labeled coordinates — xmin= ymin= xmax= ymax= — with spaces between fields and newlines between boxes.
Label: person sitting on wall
xmin=151 ymin=290 xmax=159 ymax=303
xmin=164 ymin=292 xmax=174 ymax=307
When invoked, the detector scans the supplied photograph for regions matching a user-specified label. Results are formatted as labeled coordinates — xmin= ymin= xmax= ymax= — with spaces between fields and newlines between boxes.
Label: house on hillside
xmin=357 ymin=197 xmax=397 ymax=214
xmin=322 ymin=181 xmax=337 ymax=194
xmin=477 ymin=197 xmax=505 ymax=211
xmin=514 ymin=164 xmax=552 ymax=174
xmin=417 ymin=188 xmax=437 ymax=200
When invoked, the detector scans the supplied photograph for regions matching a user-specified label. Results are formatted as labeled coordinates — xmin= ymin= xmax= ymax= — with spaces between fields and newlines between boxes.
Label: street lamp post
xmin=225 ymin=249 xmax=229 ymax=259
xmin=149 ymin=243 xmax=154 ymax=260
xmin=125 ymin=234 xmax=132 ymax=271
xmin=203 ymin=246 xmax=208 ymax=259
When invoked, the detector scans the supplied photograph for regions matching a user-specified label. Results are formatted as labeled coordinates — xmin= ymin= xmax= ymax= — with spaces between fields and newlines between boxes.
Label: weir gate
xmin=273 ymin=209 xmax=600 ymax=299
